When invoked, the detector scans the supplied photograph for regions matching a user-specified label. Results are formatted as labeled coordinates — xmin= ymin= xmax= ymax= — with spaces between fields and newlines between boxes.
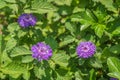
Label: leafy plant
xmin=1 ymin=0 xmax=120 ymax=80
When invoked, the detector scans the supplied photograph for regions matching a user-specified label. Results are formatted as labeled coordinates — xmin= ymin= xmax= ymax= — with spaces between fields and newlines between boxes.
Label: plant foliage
xmin=1 ymin=0 xmax=120 ymax=80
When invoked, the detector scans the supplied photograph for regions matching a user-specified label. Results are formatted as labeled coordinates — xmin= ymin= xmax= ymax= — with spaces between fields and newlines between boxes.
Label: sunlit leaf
xmin=51 ymin=51 xmax=70 ymax=67
xmin=112 ymin=26 xmax=120 ymax=35
xmin=89 ymin=69 xmax=96 ymax=80
xmin=27 ymin=0 xmax=57 ymax=14
xmin=75 ymin=71 xmax=83 ymax=80
xmin=99 ymin=0 xmax=117 ymax=13
xmin=23 ymin=71 xmax=30 ymax=80
xmin=7 ymin=23 xmax=20 ymax=32
xmin=10 ymin=46 xmax=32 ymax=57
xmin=65 ymin=22 xmax=75 ymax=35
xmin=1 ymin=52 xmax=12 ymax=67
xmin=59 ymin=35 xmax=75 ymax=47
xmin=1 ymin=62 xmax=28 ymax=78
xmin=94 ymin=24 xmax=106 ymax=38
xmin=0 ymin=0 xmax=6 ymax=9
xmin=5 ymin=38 xmax=17 ymax=51
xmin=108 ymin=72 xmax=120 ymax=79
xmin=107 ymin=57 xmax=120 ymax=72
xmin=22 ymin=55 xmax=34 ymax=63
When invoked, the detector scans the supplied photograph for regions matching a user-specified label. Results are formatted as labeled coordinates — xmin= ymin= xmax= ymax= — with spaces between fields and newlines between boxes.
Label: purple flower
xmin=31 ymin=42 xmax=52 ymax=61
xmin=110 ymin=78 xmax=118 ymax=80
xmin=18 ymin=13 xmax=37 ymax=28
xmin=76 ymin=41 xmax=96 ymax=58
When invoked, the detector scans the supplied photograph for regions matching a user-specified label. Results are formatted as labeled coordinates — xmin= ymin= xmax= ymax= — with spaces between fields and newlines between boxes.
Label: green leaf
xmin=58 ymin=26 xmax=66 ymax=36
xmin=28 ymin=0 xmax=57 ymax=14
xmin=107 ymin=57 xmax=120 ymax=72
xmin=51 ymin=51 xmax=70 ymax=67
xmin=65 ymin=22 xmax=75 ymax=35
xmin=34 ymin=66 xmax=45 ymax=79
xmin=115 ymin=0 xmax=120 ymax=8
xmin=45 ymin=36 xmax=58 ymax=50
xmin=79 ymin=0 xmax=89 ymax=8
xmin=4 ymin=0 xmax=16 ymax=3
xmin=17 ymin=30 xmax=27 ymax=38
xmin=1 ymin=52 xmax=12 ymax=68
xmin=71 ymin=11 xmax=95 ymax=30
xmin=101 ymin=47 xmax=112 ymax=63
xmin=94 ymin=24 xmax=106 ymax=38
xmin=0 ymin=72 xmax=6 ymax=79
xmin=5 ymin=38 xmax=17 ymax=51
xmin=8 ymin=4 xmax=18 ymax=12
xmin=34 ymin=64 xmax=52 ymax=79
xmin=56 ymin=70 xmax=72 ymax=80
xmin=92 ymin=5 xmax=107 ymax=23
xmin=7 ymin=23 xmax=20 ymax=32
xmin=10 ymin=46 xmax=32 ymax=57
xmin=1 ymin=62 xmax=28 ymax=78
xmin=52 ymin=0 xmax=72 ymax=6
xmin=90 ymin=58 xmax=103 ymax=68
xmin=89 ymin=69 xmax=96 ymax=80
xmin=19 ymin=0 xmax=26 ymax=3
xmin=23 ymin=71 xmax=30 ymax=80
xmin=109 ymin=44 xmax=120 ymax=54
xmin=108 ymin=72 xmax=120 ymax=79
xmin=99 ymin=0 xmax=117 ymax=13
xmin=22 ymin=56 xmax=34 ymax=63
xmin=112 ymin=26 xmax=120 ymax=35
xmin=75 ymin=71 xmax=83 ymax=80
xmin=0 ymin=0 xmax=6 ymax=9
xmin=71 ymin=11 xmax=94 ymax=23
xmin=59 ymin=35 xmax=75 ymax=47
xmin=107 ymin=57 xmax=120 ymax=79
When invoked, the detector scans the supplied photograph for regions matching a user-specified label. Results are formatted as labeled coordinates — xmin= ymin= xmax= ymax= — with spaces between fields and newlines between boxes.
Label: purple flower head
xmin=31 ymin=42 xmax=52 ymax=61
xmin=110 ymin=78 xmax=118 ymax=80
xmin=18 ymin=13 xmax=37 ymax=28
xmin=76 ymin=41 xmax=96 ymax=58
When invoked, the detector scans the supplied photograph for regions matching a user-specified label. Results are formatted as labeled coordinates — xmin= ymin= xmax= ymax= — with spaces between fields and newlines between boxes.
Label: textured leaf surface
xmin=107 ymin=57 xmax=120 ymax=72
xmin=1 ymin=62 xmax=28 ymax=78
xmin=30 ymin=0 xmax=57 ymax=13
xmin=10 ymin=46 xmax=32 ymax=57
xmin=22 ymin=56 xmax=34 ymax=63
xmin=108 ymin=72 xmax=120 ymax=79
xmin=94 ymin=24 xmax=106 ymax=38
xmin=99 ymin=0 xmax=117 ymax=13
xmin=51 ymin=51 xmax=70 ymax=67
xmin=59 ymin=35 xmax=75 ymax=47
xmin=1 ymin=52 xmax=12 ymax=67
xmin=5 ymin=38 xmax=17 ymax=51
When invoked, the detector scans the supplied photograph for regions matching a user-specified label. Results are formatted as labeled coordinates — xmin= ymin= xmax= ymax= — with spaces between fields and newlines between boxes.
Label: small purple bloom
xmin=110 ymin=78 xmax=118 ymax=80
xmin=18 ymin=13 xmax=37 ymax=28
xmin=31 ymin=42 xmax=52 ymax=61
xmin=76 ymin=41 xmax=96 ymax=58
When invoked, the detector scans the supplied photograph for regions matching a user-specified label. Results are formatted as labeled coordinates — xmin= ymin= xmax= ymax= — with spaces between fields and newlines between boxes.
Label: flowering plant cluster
xmin=1 ymin=0 xmax=120 ymax=80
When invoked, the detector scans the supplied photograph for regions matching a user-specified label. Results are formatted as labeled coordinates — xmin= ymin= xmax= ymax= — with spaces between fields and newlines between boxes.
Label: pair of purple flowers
xmin=31 ymin=41 xmax=96 ymax=61
xmin=18 ymin=13 xmax=96 ymax=61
